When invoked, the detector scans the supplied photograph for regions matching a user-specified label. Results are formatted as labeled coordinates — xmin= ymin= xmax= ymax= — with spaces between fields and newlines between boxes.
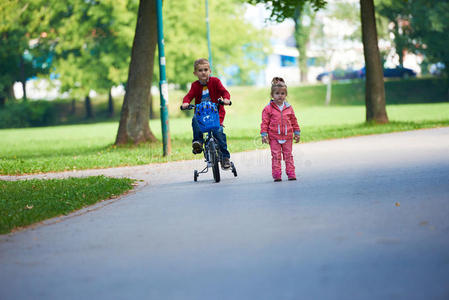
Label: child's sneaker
xmin=274 ymin=178 xmax=282 ymax=182
xmin=288 ymin=177 xmax=297 ymax=181
xmin=192 ymin=141 xmax=203 ymax=154
xmin=222 ymin=157 xmax=231 ymax=169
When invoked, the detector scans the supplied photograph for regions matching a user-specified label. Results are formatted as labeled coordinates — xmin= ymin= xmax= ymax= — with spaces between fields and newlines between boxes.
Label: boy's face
xmin=194 ymin=63 xmax=211 ymax=82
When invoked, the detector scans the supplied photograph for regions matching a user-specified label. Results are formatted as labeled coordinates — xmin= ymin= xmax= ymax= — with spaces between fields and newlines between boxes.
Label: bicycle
xmin=180 ymin=99 xmax=237 ymax=183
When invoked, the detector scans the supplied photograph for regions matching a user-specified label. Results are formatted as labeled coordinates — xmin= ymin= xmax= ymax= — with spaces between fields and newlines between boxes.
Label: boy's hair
xmin=194 ymin=58 xmax=210 ymax=71
xmin=271 ymin=77 xmax=287 ymax=95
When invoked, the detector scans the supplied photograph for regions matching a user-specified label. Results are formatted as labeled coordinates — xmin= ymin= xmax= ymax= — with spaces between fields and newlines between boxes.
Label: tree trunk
xmin=149 ymin=91 xmax=155 ymax=119
xmin=9 ymin=84 xmax=15 ymax=100
xmin=360 ymin=0 xmax=389 ymax=123
xmin=115 ymin=0 xmax=157 ymax=144
xmin=108 ymin=88 xmax=114 ymax=117
xmin=393 ymin=20 xmax=405 ymax=68
xmin=21 ymin=81 xmax=27 ymax=101
xmin=445 ymin=61 xmax=449 ymax=101
xmin=1 ymin=84 xmax=13 ymax=107
xmin=70 ymin=99 xmax=76 ymax=115
xmin=294 ymin=7 xmax=307 ymax=83
xmin=0 ymin=95 xmax=5 ymax=108
xmin=84 ymin=95 xmax=94 ymax=119
xmin=294 ymin=4 xmax=315 ymax=84
xmin=20 ymin=57 xmax=27 ymax=101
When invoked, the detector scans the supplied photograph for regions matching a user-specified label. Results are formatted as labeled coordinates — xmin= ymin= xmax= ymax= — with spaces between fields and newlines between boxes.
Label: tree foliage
xmin=245 ymin=0 xmax=327 ymax=22
xmin=244 ymin=0 xmax=388 ymax=123
xmin=50 ymin=0 xmax=137 ymax=97
xmin=0 ymin=0 xmax=52 ymax=103
xmin=378 ymin=0 xmax=449 ymax=78
xmin=161 ymin=0 xmax=268 ymax=88
xmin=0 ymin=0 xmax=137 ymax=105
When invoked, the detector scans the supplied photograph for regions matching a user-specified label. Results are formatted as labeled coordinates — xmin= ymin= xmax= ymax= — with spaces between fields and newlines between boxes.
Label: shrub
xmin=0 ymin=100 xmax=57 ymax=128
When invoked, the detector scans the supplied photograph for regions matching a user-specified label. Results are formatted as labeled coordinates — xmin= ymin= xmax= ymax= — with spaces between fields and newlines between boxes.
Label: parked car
xmin=359 ymin=66 xmax=417 ymax=78
xmin=317 ymin=66 xmax=417 ymax=82
xmin=383 ymin=67 xmax=416 ymax=78
xmin=316 ymin=68 xmax=363 ymax=82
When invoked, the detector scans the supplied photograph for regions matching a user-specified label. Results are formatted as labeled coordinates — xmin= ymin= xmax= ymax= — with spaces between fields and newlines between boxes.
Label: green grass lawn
xmin=0 ymin=176 xmax=134 ymax=234
xmin=1 ymin=102 xmax=448 ymax=175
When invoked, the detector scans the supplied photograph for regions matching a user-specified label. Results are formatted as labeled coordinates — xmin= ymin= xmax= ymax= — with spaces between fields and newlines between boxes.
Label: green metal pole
xmin=156 ymin=0 xmax=171 ymax=156
xmin=205 ymin=0 xmax=213 ymax=72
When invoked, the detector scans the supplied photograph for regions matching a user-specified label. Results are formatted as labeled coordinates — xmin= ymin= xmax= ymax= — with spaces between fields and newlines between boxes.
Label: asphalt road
xmin=1 ymin=128 xmax=449 ymax=300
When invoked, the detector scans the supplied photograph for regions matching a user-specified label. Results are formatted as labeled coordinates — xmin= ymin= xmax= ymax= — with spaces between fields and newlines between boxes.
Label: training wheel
xmin=194 ymin=170 xmax=198 ymax=182
xmin=231 ymin=162 xmax=237 ymax=177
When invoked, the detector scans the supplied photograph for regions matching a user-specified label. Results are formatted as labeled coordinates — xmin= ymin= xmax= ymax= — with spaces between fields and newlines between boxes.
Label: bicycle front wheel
xmin=209 ymin=143 xmax=220 ymax=183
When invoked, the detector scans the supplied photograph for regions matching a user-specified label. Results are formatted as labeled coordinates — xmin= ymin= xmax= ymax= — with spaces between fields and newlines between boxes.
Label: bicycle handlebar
xmin=180 ymin=104 xmax=195 ymax=110
xmin=218 ymin=98 xmax=232 ymax=106
xmin=180 ymin=99 xmax=232 ymax=111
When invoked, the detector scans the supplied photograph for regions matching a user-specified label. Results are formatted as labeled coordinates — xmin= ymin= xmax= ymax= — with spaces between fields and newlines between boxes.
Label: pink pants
xmin=269 ymin=139 xmax=295 ymax=179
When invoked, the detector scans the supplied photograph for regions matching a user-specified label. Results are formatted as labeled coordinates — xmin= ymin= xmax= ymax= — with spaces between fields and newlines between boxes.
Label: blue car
xmin=359 ymin=66 xmax=417 ymax=78
xmin=316 ymin=68 xmax=363 ymax=82
xmin=383 ymin=67 xmax=416 ymax=78
xmin=317 ymin=66 xmax=417 ymax=82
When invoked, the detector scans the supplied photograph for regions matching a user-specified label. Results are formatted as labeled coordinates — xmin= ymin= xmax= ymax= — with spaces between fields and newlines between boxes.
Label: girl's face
xmin=272 ymin=88 xmax=287 ymax=105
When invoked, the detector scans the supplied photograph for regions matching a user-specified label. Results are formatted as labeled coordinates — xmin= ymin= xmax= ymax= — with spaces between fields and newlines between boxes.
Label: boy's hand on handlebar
xmin=218 ymin=98 xmax=231 ymax=106
xmin=181 ymin=103 xmax=190 ymax=109
xmin=261 ymin=136 xmax=268 ymax=144
xmin=221 ymin=98 xmax=231 ymax=105
xmin=294 ymin=135 xmax=300 ymax=143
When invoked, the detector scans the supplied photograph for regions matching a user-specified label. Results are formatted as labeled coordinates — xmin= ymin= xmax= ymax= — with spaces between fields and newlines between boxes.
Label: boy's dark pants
xmin=192 ymin=116 xmax=230 ymax=159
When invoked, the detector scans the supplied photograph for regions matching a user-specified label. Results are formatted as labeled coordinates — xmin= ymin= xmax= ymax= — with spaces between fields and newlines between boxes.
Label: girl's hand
xmin=294 ymin=135 xmax=300 ymax=143
xmin=262 ymin=136 xmax=268 ymax=144
xmin=181 ymin=103 xmax=190 ymax=109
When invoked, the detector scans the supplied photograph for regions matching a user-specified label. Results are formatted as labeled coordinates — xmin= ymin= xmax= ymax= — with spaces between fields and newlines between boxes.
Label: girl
xmin=260 ymin=77 xmax=301 ymax=181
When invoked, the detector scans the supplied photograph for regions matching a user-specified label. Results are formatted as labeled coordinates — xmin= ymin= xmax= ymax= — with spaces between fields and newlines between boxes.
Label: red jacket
xmin=183 ymin=77 xmax=230 ymax=124
xmin=261 ymin=100 xmax=301 ymax=140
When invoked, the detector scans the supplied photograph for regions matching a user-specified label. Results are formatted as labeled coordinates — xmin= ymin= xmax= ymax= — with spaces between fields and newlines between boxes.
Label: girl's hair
xmin=271 ymin=77 xmax=287 ymax=95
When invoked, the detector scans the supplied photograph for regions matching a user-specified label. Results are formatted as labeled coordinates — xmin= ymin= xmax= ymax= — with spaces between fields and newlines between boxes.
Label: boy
xmin=181 ymin=58 xmax=232 ymax=169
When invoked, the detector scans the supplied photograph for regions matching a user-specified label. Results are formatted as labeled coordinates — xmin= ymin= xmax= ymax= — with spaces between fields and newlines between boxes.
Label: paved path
xmin=1 ymin=128 xmax=449 ymax=299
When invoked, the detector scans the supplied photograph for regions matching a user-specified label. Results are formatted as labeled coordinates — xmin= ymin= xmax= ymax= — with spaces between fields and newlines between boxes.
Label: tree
xmin=115 ymin=0 xmax=157 ymax=144
xmin=410 ymin=0 xmax=449 ymax=84
xmin=244 ymin=0 xmax=389 ymax=123
xmin=360 ymin=0 xmax=388 ymax=123
xmin=161 ymin=0 xmax=268 ymax=88
xmin=293 ymin=3 xmax=316 ymax=83
xmin=50 ymin=0 xmax=136 ymax=120
xmin=0 ymin=0 xmax=52 ymax=105
xmin=246 ymin=1 xmax=322 ymax=84
xmin=378 ymin=0 xmax=449 ymax=94
xmin=377 ymin=0 xmax=412 ymax=67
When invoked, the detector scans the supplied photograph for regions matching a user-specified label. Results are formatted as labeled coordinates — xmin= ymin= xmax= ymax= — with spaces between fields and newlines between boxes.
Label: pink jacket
xmin=261 ymin=100 xmax=301 ymax=140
